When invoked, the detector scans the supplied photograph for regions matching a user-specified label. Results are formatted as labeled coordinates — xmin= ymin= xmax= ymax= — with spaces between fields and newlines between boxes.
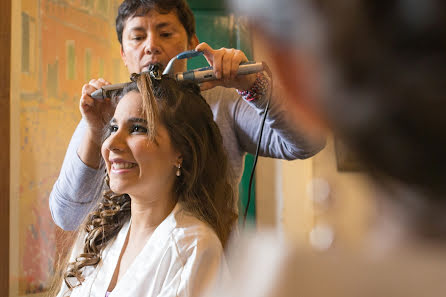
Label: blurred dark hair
xmin=312 ymin=0 xmax=446 ymax=198
xmin=116 ymin=0 xmax=196 ymax=45
xmin=307 ymin=0 xmax=446 ymax=238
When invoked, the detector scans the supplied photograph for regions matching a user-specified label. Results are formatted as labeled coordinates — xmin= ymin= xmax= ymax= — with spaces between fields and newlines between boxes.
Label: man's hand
xmin=80 ymin=78 xmax=115 ymax=136
xmin=77 ymin=78 xmax=115 ymax=169
xmin=195 ymin=42 xmax=257 ymax=91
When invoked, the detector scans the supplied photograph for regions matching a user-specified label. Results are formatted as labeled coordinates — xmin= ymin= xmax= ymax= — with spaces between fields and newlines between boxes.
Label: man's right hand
xmin=80 ymin=78 xmax=115 ymax=135
xmin=78 ymin=78 xmax=115 ymax=169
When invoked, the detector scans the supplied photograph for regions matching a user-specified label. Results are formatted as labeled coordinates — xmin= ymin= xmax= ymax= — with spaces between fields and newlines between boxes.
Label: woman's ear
xmin=176 ymin=156 xmax=183 ymax=166
xmin=175 ymin=156 xmax=184 ymax=177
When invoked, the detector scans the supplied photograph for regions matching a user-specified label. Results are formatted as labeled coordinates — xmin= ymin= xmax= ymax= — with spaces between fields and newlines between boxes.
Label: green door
xmin=188 ymin=0 xmax=256 ymax=224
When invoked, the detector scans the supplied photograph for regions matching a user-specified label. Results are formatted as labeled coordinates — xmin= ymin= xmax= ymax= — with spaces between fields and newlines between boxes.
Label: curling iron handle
xmin=90 ymin=83 xmax=128 ymax=100
xmin=175 ymin=61 xmax=264 ymax=83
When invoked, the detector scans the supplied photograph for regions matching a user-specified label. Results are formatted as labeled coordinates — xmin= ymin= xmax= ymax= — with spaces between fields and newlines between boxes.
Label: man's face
xmin=120 ymin=9 xmax=197 ymax=74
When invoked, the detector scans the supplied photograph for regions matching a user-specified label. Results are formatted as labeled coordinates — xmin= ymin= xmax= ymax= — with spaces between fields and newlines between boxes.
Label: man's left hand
xmin=195 ymin=42 xmax=257 ymax=91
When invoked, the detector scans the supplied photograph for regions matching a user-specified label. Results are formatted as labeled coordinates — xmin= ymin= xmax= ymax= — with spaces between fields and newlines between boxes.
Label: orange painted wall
xmin=17 ymin=0 xmax=126 ymax=293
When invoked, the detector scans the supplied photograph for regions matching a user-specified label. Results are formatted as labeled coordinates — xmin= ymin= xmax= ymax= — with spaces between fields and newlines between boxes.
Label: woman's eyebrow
xmin=110 ymin=117 xmax=147 ymax=124
xmin=128 ymin=117 xmax=148 ymax=124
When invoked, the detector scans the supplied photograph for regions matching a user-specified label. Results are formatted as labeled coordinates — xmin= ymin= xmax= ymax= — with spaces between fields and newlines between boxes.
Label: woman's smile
xmin=110 ymin=161 xmax=138 ymax=173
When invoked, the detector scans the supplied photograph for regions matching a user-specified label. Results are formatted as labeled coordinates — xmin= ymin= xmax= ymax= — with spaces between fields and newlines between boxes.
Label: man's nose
xmin=144 ymin=33 xmax=161 ymax=55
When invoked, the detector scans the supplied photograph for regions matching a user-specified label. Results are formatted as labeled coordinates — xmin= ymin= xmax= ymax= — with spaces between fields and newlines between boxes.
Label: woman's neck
xmin=129 ymin=193 xmax=177 ymax=238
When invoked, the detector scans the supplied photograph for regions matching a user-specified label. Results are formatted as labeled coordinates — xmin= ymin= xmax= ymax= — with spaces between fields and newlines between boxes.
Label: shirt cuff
xmin=236 ymin=72 xmax=269 ymax=102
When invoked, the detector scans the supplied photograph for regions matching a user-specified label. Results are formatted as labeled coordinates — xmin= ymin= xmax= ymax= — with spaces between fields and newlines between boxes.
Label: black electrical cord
xmin=243 ymin=62 xmax=273 ymax=228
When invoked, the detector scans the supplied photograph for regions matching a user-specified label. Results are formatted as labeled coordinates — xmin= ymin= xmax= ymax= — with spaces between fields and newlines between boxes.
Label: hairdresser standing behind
xmin=49 ymin=0 xmax=324 ymax=231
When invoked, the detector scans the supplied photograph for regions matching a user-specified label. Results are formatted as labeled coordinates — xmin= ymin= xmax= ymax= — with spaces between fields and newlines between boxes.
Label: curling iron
xmin=91 ymin=50 xmax=264 ymax=100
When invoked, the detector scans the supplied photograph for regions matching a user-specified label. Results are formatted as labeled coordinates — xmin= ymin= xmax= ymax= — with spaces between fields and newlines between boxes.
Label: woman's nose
xmin=106 ymin=130 xmax=126 ymax=152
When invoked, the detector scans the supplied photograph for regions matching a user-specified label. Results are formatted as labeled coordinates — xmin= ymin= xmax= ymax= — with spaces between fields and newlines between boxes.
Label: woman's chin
xmin=110 ymin=184 xmax=127 ymax=195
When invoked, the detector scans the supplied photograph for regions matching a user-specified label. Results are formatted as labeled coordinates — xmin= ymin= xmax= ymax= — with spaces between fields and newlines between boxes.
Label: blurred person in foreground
xmin=206 ymin=0 xmax=446 ymax=296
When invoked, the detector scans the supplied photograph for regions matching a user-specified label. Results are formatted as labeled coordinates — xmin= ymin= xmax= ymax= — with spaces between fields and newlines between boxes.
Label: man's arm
xmin=206 ymin=79 xmax=325 ymax=161
xmin=195 ymin=42 xmax=325 ymax=160
xmin=233 ymin=74 xmax=325 ymax=159
xmin=49 ymin=78 xmax=114 ymax=230
xmin=49 ymin=119 xmax=105 ymax=230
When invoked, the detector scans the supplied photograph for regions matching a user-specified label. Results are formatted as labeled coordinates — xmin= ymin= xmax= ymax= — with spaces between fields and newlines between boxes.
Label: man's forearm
xmin=49 ymin=119 xmax=105 ymax=230
xmin=77 ymin=128 xmax=103 ymax=169
xmin=235 ymin=75 xmax=325 ymax=159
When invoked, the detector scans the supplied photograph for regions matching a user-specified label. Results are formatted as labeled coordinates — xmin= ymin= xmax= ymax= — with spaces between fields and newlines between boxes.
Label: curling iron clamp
xmin=91 ymin=50 xmax=264 ymax=100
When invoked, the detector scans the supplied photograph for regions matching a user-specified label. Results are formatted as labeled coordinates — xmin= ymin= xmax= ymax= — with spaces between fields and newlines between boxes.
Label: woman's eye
xmin=131 ymin=125 xmax=148 ymax=133
xmin=160 ymin=32 xmax=172 ymax=38
xmin=109 ymin=125 xmax=118 ymax=133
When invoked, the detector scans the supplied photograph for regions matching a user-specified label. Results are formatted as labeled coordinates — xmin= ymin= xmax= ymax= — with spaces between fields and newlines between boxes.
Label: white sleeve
xmin=157 ymin=232 xmax=229 ymax=297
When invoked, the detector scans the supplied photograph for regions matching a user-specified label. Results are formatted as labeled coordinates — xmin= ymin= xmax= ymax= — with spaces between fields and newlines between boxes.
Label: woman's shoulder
xmin=170 ymin=209 xmax=223 ymax=257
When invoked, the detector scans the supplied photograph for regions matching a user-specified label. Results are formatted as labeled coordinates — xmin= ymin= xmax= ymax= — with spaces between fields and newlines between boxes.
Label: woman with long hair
xmin=51 ymin=73 xmax=237 ymax=297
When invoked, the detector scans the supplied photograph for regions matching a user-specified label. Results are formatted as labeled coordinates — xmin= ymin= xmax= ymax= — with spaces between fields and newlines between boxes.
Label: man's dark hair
xmin=116 ymin=0 xmax=196 ymax=45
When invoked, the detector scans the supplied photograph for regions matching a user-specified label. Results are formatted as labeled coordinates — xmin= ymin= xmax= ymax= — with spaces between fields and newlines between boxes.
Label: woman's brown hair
xmin=49 ymin=73 xmax=237 ymax=296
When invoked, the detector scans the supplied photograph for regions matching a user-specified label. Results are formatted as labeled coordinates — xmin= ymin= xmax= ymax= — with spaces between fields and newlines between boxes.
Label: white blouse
xmin=56 ymin=203 xmax=228 ymax=297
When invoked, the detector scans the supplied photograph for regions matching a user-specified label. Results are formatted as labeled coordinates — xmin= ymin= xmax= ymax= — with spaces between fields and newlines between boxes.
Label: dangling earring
xmin=176 ymin=163 xmax=181 ymax=177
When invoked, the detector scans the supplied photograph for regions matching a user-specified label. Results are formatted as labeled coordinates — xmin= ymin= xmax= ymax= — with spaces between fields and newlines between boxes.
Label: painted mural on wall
xmin=18 ymin=0 xmax=127 ymax=294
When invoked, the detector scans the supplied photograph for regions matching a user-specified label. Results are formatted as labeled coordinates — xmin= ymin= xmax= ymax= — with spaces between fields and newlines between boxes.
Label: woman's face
xmin=101 ymin=91 xmax=180 ymax=199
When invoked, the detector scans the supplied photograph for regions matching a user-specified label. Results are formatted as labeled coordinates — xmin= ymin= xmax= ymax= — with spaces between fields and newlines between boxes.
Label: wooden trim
xmin=0 ymin=0 xmax=11 ymax=295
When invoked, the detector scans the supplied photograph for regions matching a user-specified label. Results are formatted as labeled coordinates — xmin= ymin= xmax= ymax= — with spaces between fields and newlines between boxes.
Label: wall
xmin=256 ymin=138 xmax=377 ymax=250
xmin=1 ymin=1 xmax=11 ymax=296
xmin=10 ymin=0 xmax=127 ymax=295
